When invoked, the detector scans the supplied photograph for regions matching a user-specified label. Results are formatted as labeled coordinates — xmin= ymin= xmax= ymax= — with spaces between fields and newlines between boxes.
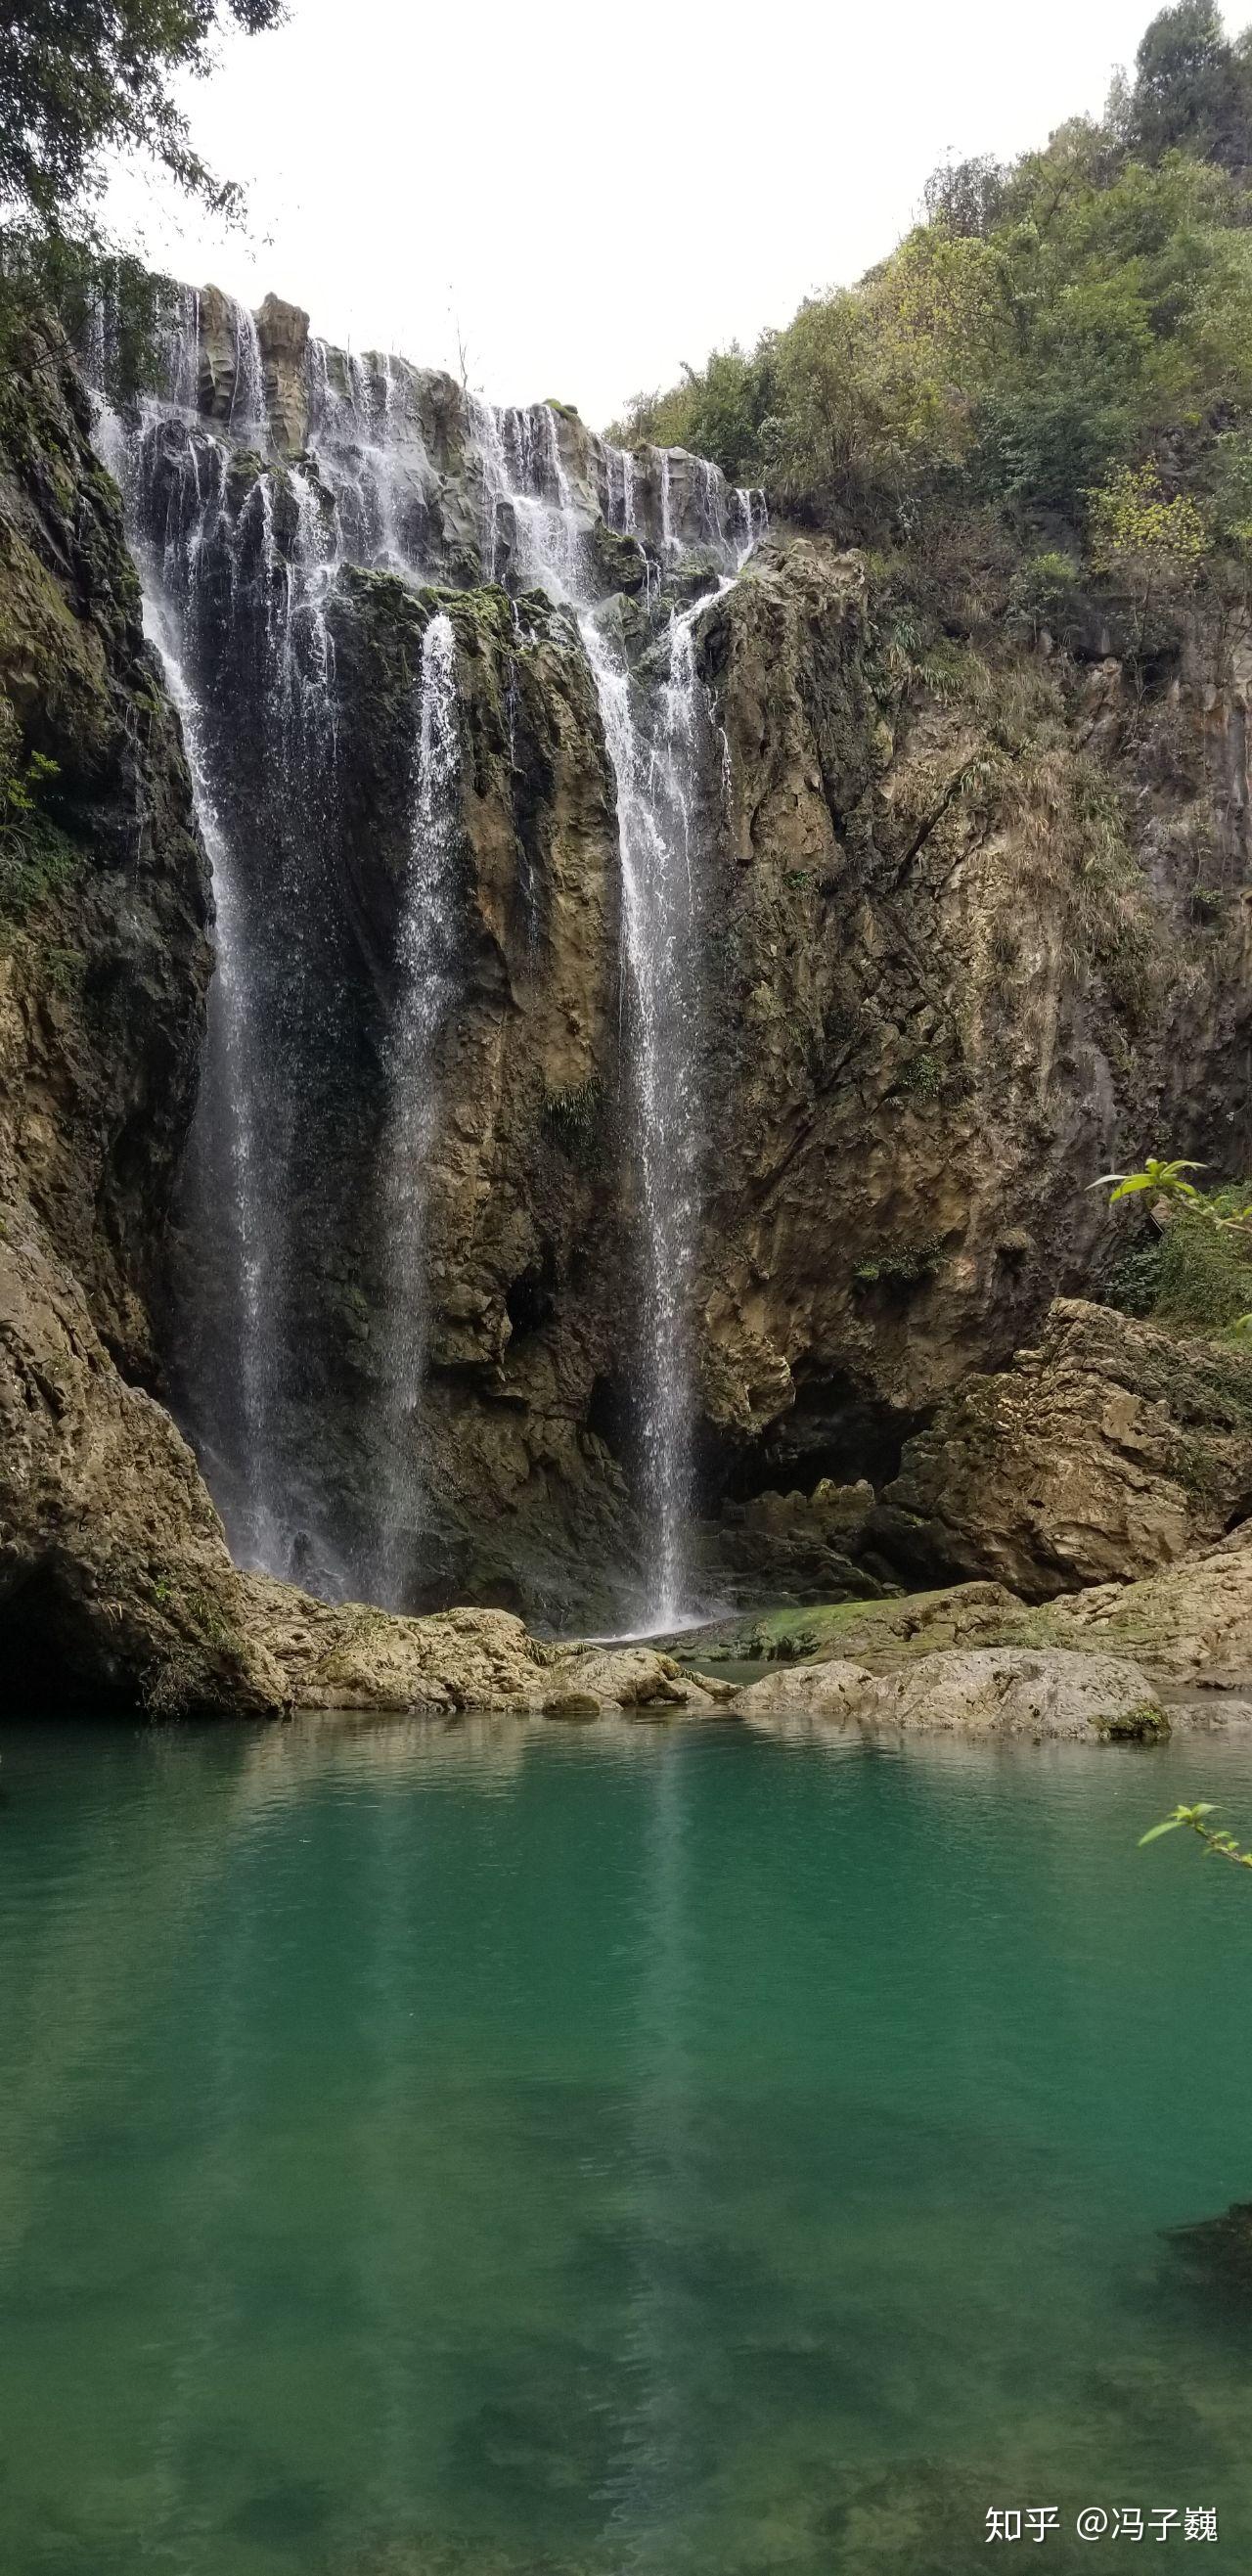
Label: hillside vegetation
xmin=611 ymin=2 xmax=1252 ymax=658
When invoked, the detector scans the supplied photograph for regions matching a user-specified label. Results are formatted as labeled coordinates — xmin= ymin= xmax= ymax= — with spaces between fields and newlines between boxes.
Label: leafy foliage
xmin=852 ymin=1237 xmax=943 ymax=1288
xmin=1097 ymin=1153 xmax=1211 ymax=1201
xmin=1155 ymin=1206 xmax=1252 ymax=1329
xmin=0 ymin=702 xmax=59 ymax=837
xmin=0 ymin=0 xmax=286 ymax=394
xmin=607 ymin=5 xmax=1252 ymax=623
xmin=1088 ymin=465 xmax=1210 ymax=577
xmin=1097 ymin=1160 xmax=1252 ymax=1335
xmin=1006 ymin=550 xmax=1083 ymax=643
xmin=1141 ymin=1801 xmax=1252 ymax=1864
xmin=0 ymin=704 xmax=78 ymax=929
xmin=1122 ymin=2 xmax=1252 ymax=169
xmin=0 ymin=1 xmax=287 ymax=234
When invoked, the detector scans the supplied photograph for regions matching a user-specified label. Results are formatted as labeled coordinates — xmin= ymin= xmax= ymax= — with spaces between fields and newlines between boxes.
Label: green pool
xmin=2 ymin=1714 xmax=1251 ymax=2574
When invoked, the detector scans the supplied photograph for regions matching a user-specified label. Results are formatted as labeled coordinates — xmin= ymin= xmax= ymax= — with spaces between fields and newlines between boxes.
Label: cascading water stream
xmin=87 ymin=280 xmax=765 ymax=1620
xmin=470 ymin=404 xmax=761 ymax=1621
xmin=576 ymin=607 xmax=711 ymax=1623
xmin=91 ymin=369 xmax=286 ymax=1572
xmin=227 ymin=298 xmax=266 ymax=439
xmin=86 ymin=291 xmax=459 ymax=1596
xmin=375 ymin=614 xmax=462 ymax=1606
xmin=146 ymin=590 xmax=282 ymax=1565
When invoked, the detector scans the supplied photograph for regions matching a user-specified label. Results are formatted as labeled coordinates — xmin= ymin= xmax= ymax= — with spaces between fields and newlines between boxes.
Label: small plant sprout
xmin=1140 ymin=1805 xmax=1252 ymax=1869
xmin=1091 ymin=1157 xmax=1209 ymax=1205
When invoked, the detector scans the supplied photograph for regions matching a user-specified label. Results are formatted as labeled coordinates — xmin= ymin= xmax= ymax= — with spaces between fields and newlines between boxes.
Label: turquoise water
xmin=3 ymin=1716 xmax=1252 ymax=2575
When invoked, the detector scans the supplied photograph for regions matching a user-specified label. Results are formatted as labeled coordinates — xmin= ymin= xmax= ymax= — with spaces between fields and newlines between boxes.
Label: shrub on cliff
xmin=608 ymin=3 xmax=1252 ymax=620
xmin=1100 ymin=1161 xmax=1252 ymax=1336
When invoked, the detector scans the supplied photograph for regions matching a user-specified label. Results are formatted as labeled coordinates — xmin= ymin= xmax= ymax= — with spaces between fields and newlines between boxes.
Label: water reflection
xmin=2 ymin=1720 xmax=1252 ymax=2574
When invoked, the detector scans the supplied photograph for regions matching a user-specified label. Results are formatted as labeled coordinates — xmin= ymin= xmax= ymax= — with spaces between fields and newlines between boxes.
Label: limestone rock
xmin=543 ymin=1644 xmax=725 ymax=1715
xmin=871 ymin=1300 xmax=1252 ymax=1600
xmin=689 ymin=538 xmax=1252 ymax=1546
xmin=688 ymin=1579 xmax=1023 ymax=1672
xmin=196 ymin=285 xmax=241 ymax=424
xmin=1033 ymin=1523 xmax=1252 ymax=1682
xmin=736 ymin=1660 xmax=875 ymax=1725
xmin=254 ymin=294 xmax=310 ymax=453
xmin=1 ymin=1211 xmax=287 ymax=1717
xmin=736 ymin=1646 xmax=1168 ymax=1740
xmin=0 ymin=319 xmax=213 ymax=1379
xmin=695 ymin=1477 xmax=886 ymax=1607
xmin=230 ymin=1587 xmax=727 ymax=1716
xmin=856 ymin=1648 xmax=1168 ymax=1741
xmin=0 ymin=318 xmax=264 ymax=1717
xmin=237 ymin=1577 xmax=548 ymax=1711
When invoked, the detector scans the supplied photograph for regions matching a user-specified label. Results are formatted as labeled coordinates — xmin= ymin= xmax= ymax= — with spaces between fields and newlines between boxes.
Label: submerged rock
xmin=1168 ymin=2199 xmax=1252 ymax=2294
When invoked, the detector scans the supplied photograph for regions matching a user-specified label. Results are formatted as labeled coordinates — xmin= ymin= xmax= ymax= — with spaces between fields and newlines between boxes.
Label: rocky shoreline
xmin=217 ymin=1527 xmax=1252 ymax=1735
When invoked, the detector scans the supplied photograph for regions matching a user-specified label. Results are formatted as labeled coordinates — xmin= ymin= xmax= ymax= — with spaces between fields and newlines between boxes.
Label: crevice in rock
xmin=720 ymin=1372 xmax=926 ymax=1505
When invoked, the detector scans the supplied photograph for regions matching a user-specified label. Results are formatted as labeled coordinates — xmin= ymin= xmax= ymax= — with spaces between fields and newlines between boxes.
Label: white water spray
xmin=376 ymin=613 xmax=462 ymax=1604
xmin=468 ymin=398 xmax=755 ymax=1619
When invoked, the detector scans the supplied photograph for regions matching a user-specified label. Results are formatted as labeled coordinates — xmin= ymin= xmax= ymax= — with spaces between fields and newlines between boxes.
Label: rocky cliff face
xmin=0 ymin=317 xmax=287 ymax=1712
xmin=870 ymin=1298 xmax=1252 ymax=1598
xmin=688 ymin=542 xmax=1252 ymax=1504
xmin=8 ymin=284 xmax=1252 ymax=1696
xmin=117 ymin=292 xmax=1252 ymax=1632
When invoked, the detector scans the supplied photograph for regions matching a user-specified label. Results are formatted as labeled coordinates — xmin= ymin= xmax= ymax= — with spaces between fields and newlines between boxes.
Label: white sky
xmin=99 ymin=0 xmax=1252 ymax=429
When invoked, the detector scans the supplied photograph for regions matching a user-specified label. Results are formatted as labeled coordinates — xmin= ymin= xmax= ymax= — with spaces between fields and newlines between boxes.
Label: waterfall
xmin=145 ymin=590 xmax=281 ymax=1568
xmin=152 ymin=421 xmax=304 ymax=1570
xmin=577 ymin=607 xmax=712 ymax=1625
xmin=470 ymin=398 xmax=749 ymax=1621
xmin=88 ymin=303 xmax=454 ymax=1598
xmin=306 ymin=340 xmax=425 ymax=570
xmin=84 ymin=283 xmax=765 ymax=1621
xmin=228 ymin=299 xmax=266 ymax=439
xmin=734 ymin=485 xmax=768 ymax=565
xmin=659 ymin=452 xmax=675 ymax=560
xmin=159 ymin=285 xmax=201 ymax=414
xmin=91 ymin=389 xmax=348 ymax=1586
xmin=375 ymin=614 xmax=462 ymax=1606
xmin=90 ymin=391 xmax=287 ymax=1572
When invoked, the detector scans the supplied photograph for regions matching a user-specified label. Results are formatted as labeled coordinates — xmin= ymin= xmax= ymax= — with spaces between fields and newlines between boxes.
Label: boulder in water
xmin=736 ymin=1648 xmax=1169 ymax=1741
xmin=736 ymin=1661 xmax=875 ymax=1728
xmin=859 ymin=1648 xmax=1169 ymax=1740
xmin=542 ymin=1644 xmax=729 ymax=1716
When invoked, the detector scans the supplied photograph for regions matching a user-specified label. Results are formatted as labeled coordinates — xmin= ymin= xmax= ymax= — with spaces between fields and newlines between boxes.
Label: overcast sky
xmin=100 ymin=0 xmax=1252 ymax=429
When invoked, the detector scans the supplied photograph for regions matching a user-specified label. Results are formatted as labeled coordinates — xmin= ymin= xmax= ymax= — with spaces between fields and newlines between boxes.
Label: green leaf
xmin=1140 ymin=1818 xmax=1185 ymax=1843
